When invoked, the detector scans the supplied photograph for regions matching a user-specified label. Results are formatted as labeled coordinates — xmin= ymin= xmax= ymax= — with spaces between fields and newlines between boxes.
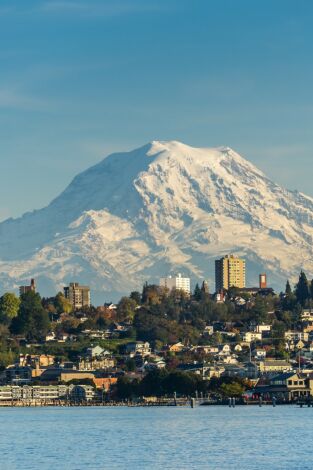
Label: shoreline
xmin=0 ymin=400 xmax=302 ymax=408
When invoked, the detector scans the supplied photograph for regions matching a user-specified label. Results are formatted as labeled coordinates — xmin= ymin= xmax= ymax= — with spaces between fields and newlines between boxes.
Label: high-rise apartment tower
xmin=215 ymin=255 xmax=246 ymax=291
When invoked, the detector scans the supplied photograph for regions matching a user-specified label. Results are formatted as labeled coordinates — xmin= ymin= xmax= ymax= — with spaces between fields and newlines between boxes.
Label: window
xmin=288 ymin=380 xmax=292 ymax=385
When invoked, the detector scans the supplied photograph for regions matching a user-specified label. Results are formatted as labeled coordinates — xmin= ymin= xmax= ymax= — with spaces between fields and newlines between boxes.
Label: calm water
xmin=0 ymin=405 xmax=312 ymax=469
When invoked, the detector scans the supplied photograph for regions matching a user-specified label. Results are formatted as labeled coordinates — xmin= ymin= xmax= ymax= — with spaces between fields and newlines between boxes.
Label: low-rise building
xmin=93 ymin=377 xmax=118 ymax=391
xmin=255 ymin=324 xmax=271 ymax=334
xmin=258 ymin=359 xmax=292 ymax=374
xmin=269 ymin=372 xmax=310 ymax=401
xmin=124 ymin=342 xmax=151 ymax=357
xmin=243 ymin=332 xmax=262 ymax=343
xmin=5 ymin=365 xmax=32 ymax=385
xmin=285 ymin=331 xmax=309 ymax=342
xmin=253 ymin=349 xmax=267 ymax=360
xmin=167 ymin=342 xmax=185 ymax=353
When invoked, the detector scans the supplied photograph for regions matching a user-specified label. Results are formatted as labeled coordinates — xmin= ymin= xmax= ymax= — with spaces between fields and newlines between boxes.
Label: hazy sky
xmin=1 ymin=0 xmax=313 ymax=221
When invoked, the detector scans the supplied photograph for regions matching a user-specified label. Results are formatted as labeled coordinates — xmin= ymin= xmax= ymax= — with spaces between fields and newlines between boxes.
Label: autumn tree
xmin=0 ymin=293 xmax=20 ymax=324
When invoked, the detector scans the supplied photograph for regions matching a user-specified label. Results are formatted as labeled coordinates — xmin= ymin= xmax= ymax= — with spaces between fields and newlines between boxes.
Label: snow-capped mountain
xmin=1 ymin=140 xmax=313 ymax=302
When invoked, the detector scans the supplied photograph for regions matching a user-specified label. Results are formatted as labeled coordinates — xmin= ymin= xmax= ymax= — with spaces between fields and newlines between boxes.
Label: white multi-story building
xmin=159 ymin=273 xmax=191 ymax=295
xmin=243 ymin=332 xmax=262 ymax=343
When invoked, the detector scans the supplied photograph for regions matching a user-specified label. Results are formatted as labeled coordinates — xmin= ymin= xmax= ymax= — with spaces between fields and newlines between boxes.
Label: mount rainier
xmin=1 ymin=140 xmax=313 ymax=302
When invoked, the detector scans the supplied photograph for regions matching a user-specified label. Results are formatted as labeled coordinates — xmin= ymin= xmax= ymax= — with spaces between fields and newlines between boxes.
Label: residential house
xmin=258 ymin=359 xmax=292 ymax=374
xmin=86 ymin=346 xmax=105 ymax=358
xmin=93 ymin=377 xmax=117 ymax=391
xmin=253 ymin=349 xmax=267 ymax=360
xmin=167 ymin=342 xmax=185 ymax=353
xmin=45 ymin=332 xmax=56 ymax=342
xmin=203 ymin=325 xmax=214 ymax=336
xmin=243 ymin=332 xmax=262 ymax=343
xmin=255 ymin=324 xmax=271 ymax=334
xmin=285 ymin=331 xmax=309 ymax=342
xmin=124 ymin=341 xmax=151 ymax=357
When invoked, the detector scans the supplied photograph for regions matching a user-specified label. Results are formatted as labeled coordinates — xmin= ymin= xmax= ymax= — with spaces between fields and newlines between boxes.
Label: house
xmin=203 ymin=325 xmax=214 ymax=336
xmin=222 ymin=363 xmax=246 ymax=378
xmin=82 ymin=330 xmax=108 ymax=340
xmin=243 ymin=332 xmax=262 ymax=343
xmin=190 ymin=345 xmax=219 ymax=354
xmin=255 ymin=324 xmax=271 ymax=334
xmin=19 ymin=354 xmax=55 ymax=368
xmin=177 ymin=362 xmax=210 ymax=377
xmin=78 ymin=356 xmax=115 ymax=371
xmin=285 ymin=331 xmax=309 ymax=342
xmin=93 ymin=377 xmax=118 ymax=391
xmin=300 ymin=310 xmax=313 ymax=322
xmin=220 ymin=355 xmax=238 ymax=365
xmin=253 ymin=349 xmax=267 ymax=360
xmin=204 ymin=365 xmax=225 ymax=379
xmin=218 ymin=344 xmax=231 ymax=356
xmin=258 ymin=359 xmax=292 ymax=374
xmin=167 ymin=342 xmax=185 ymax=353
xmin=86 ymin=346 xmax=105 ymax=358
xmin=124 ymin=342 xmax=151 ymax=357
xmin=45 ymin=332 xmax=56 ymax=342
xmin=57 ymin=334 xmax=69 ymax=342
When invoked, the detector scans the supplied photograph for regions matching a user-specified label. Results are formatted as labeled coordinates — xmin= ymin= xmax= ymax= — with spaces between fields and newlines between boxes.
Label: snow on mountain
xmin=1 ymin=140 xmax=313 ymax=302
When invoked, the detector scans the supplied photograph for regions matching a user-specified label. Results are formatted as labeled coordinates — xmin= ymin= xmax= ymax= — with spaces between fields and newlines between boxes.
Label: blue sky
xmin=1 ymin=0 xmax=313 ymax=220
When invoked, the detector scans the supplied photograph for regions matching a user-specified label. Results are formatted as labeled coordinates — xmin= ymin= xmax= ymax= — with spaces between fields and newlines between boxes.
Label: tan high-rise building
xmin=215 ymin=255 xmax=246 ymax=291
xmin=64 ymin=283 xmax=91 ymax=310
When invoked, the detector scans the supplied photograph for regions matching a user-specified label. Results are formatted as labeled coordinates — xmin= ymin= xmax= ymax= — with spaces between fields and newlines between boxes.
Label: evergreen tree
xmin=295 ymin=271 xmax=309 ymax=307
xmin=251 ymin=296 xmax=268 ymax=323
xmin=130 ymin=291 xmax=141 ymax=305
xmin=10 ymin=291 xmax=50 ymax=341
xmin=193 ymin=283 xmax=202 ymax=301
xmin=310 ymin=280 xmax=313 ymax=300
xmin=285 ymin=280 xmax=292 ymax=296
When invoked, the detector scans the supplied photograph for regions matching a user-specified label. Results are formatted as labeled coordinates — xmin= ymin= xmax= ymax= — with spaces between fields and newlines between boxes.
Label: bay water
xmin=0 ymin=405 xmax=311 ymax=469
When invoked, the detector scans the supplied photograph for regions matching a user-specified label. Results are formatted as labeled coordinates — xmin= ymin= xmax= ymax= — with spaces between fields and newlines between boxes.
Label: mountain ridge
xmin=0 ymin=140 xmax=312 ymax=302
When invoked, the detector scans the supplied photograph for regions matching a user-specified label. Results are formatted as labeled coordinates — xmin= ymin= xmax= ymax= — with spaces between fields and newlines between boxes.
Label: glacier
xmin=0 ymin=140 xmax=313 ymax=303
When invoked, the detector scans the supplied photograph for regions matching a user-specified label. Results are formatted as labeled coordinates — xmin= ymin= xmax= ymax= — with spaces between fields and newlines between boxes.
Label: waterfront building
xmin=159 ymin=273 xmax=191 ymax=294
xmin=64 ymin=282 xmax=91 ymax=309
xmin=5 ymin=365 xmax=32 ymax=385
xmin=215 ymin=255 xmax=246 ymax=291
